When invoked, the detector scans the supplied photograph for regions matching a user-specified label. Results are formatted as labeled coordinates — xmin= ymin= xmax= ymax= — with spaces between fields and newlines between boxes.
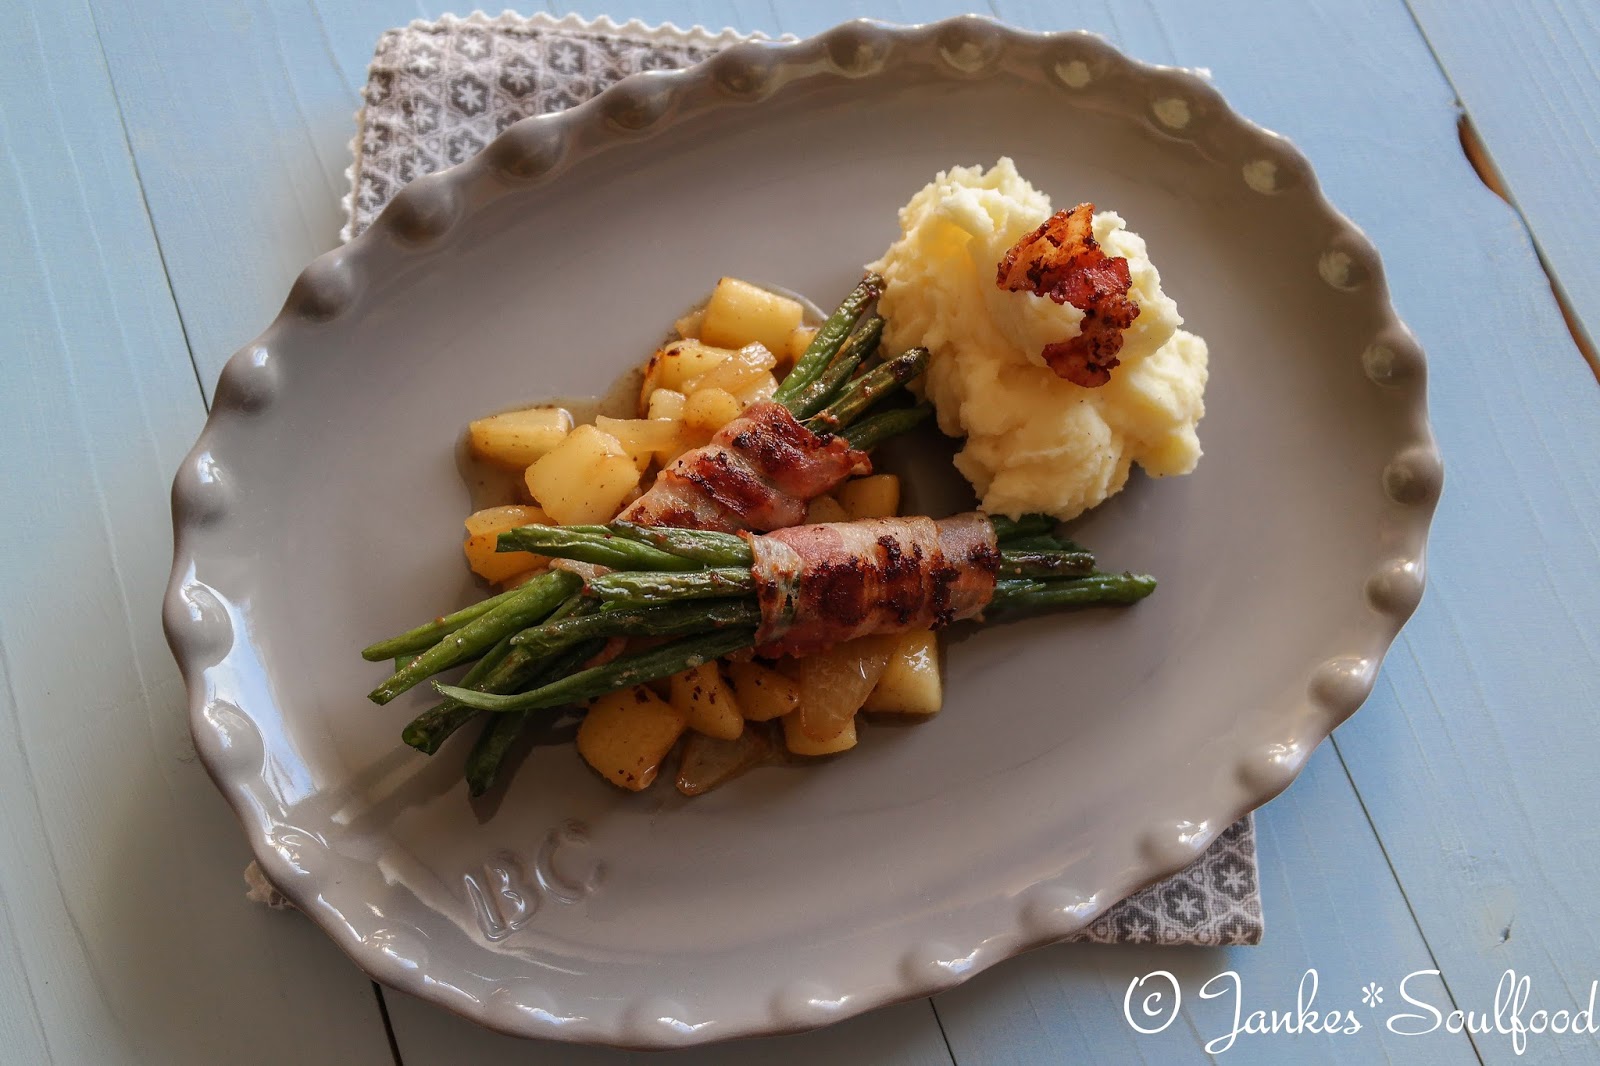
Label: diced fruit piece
xmin=684 ymin=388 xmax=742 ymax=432
xmin=674 ymin=307 xmax=705 ymax=340
xmin=524 ymin=424 xmax=640 ymax=525
xmin=639 ymin=340 xmax=734 ymax=411
xmin=646 ymin=388 xmax=686 ymax=421
xmin=804 ymin=496 xmax=849 ymax=524
xmin=468 ymin=407 xmax=572 ymax=469
xmin=462 ymin=504 xmax=548 ymax=583
xmin=669 ymin=661 xmax=744 ymax=741
xmin=782 ymin=709 xmax=857 ymax=755
xmin=681 ymin=342 xmax=777 ymax=394
xmin=657 ymin=340 xmax=735 ymax=392
xmin=676 ymin=728 xmax=773 ymax=796
xmin=785 ymin=325 xmax=819 ymax=367
xmin=836 ymin=474 xmax=901 ymax=520
xmin=463 ymin=504 xmax=546 ymax=536
xmin=862 ymin=629 xmax=943 ymax=715
xmin=789 ymin=634 xmax=897 ymax=740
xmin=595 ymin=415 xmax=694 ymax=471
xmin=726 ymin=660 xmax=801 ymax=721
xmin=643 ymin=389 xmax=711 ymax=462
xmin=700 ymin=277 xmax=804 ymax=354
xmin=687 ymin=364 xmax=772 ymax=402
xmin=731 ymin=371 xmax=779 ymax=407
xmin=638 ymin=356 xmax=661 ymax=415
xmin=577 ymin=686 xmax=687 ymax=791
xmin=723 ymin=341 xmax=779 ymax=372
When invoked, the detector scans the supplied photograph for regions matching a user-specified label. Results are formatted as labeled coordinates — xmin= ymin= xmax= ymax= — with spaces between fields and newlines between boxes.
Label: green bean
xmin=584 ymin=568 xmax=755 ymax=609
xmin=510 ymin=599 xmax=760 ymax=654
xmin=838 ymin=404 xmax=933 ymax=450
xmin=361 ymin=582 xmax=530 ymax=661
xmin=436 ymin=629 xmax=758 ymax=713
xmin=368 ymin=570 xmax=581 ymax=704
xmin=496 ymin=526 xmax=699 ymax=572
xmin=463 ymin=638 xmax=605 ymax=796
xmin=397 ymin=631 xmax=520 ymax=753
xmin=400 ymin=593 xmax=585 ymax=753
xmin=607 ymin=521 xmax=751 ymax=568
xmin=988 ymin=513 xmax=1055 ymax=543
xmin=805 ymin=348 xmax=928 ymax=433
xmin=773 ymin=274 xmax=884 ymax=408
xmin=787 ymin=316 xmax=884 ymax=420
xmin=988 ymin=572 xmax=1157 ymax=614
xmin=997 ymin=550 xmax=1097 ymax=580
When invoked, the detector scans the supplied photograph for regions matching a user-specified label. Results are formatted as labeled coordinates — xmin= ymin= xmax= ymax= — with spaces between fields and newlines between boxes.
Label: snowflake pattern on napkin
xmin=1073 ymin=819 xmax=1262 ymax=945
xmin=331 ymin=10 xmax=1263 ymax=947
xmin=346 ymin=12 xmax=731 ymax=238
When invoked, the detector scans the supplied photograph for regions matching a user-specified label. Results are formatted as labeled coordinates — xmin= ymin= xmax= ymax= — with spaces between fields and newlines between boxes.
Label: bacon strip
xmin=750 ymin=513 xmax=1000 ymax=657
xmin=995 ymin=203 xmax=1140 ymax=388
xmin=620 ymin=401 xmax=870 ymax=533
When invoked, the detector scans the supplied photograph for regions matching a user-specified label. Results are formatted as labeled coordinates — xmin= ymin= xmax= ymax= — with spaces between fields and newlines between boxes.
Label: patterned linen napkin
xmin=292 ymin=10 xmax=1263 ymax=948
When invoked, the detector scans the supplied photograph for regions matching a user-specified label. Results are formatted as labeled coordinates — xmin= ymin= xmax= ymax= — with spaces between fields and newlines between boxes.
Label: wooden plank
xmin=1406 ymin=0 xmax=1600 ymax=372
xmin=933 ymin=745 xmax=1475 ymax=1064
xmin=0 ymin=2 xmax=394 ymax=1063
xmin=385 ymin=995 xmax=954 ymax=1065
xmin=89 ymin=0 xmax=361 ymax=398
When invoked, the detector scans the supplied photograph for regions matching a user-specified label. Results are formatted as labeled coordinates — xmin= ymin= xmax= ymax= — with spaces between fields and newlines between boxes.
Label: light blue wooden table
xmin=5 ymin=1 xmax=1598 ymax=1063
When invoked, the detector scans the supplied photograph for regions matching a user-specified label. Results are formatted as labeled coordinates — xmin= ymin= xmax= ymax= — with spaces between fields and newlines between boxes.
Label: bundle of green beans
xmin=363 ymin=274 xmax=941 ymax=792
xmin=365 ymin=511 xmax=1153 ymax=795
xmin=431 ymin=517 xmax=1152 ymax=716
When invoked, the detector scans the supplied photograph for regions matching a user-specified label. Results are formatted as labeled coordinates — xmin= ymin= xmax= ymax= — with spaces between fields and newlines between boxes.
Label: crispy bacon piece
xmin=995 ymin=203 xmax=1140 ymax=388
xmin=619 ymin=401 xmax=870 ymax=533
xmin=749 ymin=513 xmax=1000 ymax=657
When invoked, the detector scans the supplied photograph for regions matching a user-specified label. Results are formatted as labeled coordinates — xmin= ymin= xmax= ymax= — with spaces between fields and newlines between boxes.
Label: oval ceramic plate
xmin=167 ymin=17 xmax=1438 ymax=1048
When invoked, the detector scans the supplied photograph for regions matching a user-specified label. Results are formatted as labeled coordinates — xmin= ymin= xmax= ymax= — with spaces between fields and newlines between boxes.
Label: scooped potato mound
xmin=869 ymin=156 xmax=1209 ymax=520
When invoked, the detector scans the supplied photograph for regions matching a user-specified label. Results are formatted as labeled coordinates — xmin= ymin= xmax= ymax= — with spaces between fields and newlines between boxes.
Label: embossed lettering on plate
xmin=464 ymin=821 xmax=600 ymax=940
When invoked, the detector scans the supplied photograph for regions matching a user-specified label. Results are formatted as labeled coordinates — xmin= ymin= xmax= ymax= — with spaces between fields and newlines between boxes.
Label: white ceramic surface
xmin=166 ymin=17 xmax=1439 ymax=1048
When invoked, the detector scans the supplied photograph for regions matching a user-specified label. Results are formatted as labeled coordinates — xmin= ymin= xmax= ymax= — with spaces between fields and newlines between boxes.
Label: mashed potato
xmin=868 ymin=157 xmax=1208 ymax=520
